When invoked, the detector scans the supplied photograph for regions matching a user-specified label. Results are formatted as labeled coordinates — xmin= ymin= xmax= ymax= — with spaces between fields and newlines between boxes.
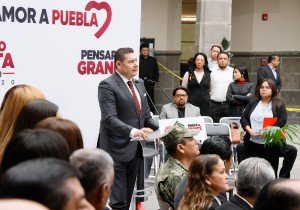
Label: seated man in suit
xmin=216 ymin=157 xmax=275 ymax=210
xmin=160 ymin=86 xmax=200 ymax=119
xmin=154 ymin=121 xmax=200 ymax=208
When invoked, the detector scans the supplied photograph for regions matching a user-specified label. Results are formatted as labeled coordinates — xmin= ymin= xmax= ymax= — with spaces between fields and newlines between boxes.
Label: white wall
xmin=141 ymin=0 xmax=182 ymax=51
xmin=232 ymin=0 xmax=300 ymax=52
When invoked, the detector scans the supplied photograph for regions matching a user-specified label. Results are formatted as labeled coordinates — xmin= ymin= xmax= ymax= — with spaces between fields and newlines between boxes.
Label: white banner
xmin=0 ymin=0 xmax=141 ymax=147
xmin=159 ymin=117 xmax=208 ymax=142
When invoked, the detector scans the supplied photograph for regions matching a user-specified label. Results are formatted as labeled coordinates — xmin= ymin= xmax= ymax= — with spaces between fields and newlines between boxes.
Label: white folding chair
xmin=203 ymin=116 xmax=214 ymax=124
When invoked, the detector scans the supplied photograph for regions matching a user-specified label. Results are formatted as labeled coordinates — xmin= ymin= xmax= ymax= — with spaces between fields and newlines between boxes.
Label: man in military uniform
xmin=154 ymin=121 xmax=200 ymax=208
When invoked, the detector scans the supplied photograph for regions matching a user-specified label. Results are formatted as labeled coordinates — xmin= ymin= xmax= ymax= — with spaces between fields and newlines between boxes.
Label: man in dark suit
xmin=97 ymin=47 xmax=159 ymax=210
xmin=139 ymin=43 xmax=159 ymax=114
xmin=216 ymin=157 xmax=275 ymax=210
xmin=257 ymin=54 xmax=282 ymax=91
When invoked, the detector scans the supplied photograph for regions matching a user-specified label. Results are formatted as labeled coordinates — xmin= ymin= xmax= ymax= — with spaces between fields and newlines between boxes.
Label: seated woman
xmin=36 ymin=117 xmax=84 ymax=153
xmin=226 ymin=66 xmax=255 ymax=117
xmin=178 ymin=154 xmax=229 ymax=210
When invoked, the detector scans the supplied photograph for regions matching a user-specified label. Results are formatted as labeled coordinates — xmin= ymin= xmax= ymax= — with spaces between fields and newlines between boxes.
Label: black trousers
xmin=279 ymin=144 xmax=297 ymax=178
xmin=210 ymin=101 xmax=229 ymax=123
xmin=109 ymin=152 xmax=142 ymax=210
xmin=238 ymin=142 xmax=297 ymax=178
xmin=247 ymin=140 xmax=280 ymax=177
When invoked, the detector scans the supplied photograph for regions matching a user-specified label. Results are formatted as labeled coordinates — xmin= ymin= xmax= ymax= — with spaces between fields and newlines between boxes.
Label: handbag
xmin=229 ymin=122 xmax=241 ymax=144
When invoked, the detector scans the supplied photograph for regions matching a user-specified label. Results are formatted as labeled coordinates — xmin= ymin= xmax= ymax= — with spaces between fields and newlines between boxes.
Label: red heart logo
xmin=85 ymin=1 xmax=112 ymax=39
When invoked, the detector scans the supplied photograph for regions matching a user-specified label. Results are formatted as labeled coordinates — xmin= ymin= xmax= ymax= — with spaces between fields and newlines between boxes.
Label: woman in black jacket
xmin=226 ymin=66 xmax=255 ymax=117
xmin=240 ymin=79 xmax=287 ymax=175
xmin=182 ymin=52 xmax=211 ymax=116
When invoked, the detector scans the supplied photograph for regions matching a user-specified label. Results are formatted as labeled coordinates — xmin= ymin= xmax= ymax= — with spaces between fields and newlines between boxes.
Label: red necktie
xmin=127 ymin=81 xmax=141 ymax=116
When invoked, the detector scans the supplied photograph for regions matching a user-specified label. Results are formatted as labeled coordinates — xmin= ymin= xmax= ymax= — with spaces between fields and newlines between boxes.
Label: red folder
xmin=263 ymin=117 xmax=278 ymax=128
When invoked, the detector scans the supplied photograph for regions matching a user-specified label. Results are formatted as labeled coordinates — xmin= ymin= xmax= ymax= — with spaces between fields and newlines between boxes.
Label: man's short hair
xmin=267 ymin=54 xmax=279 ymax=63
xmin=254 ymin=179 xmax=300 ymax=210
xmin=114 ymin=47 xmax=134 ymax=64
xmin=69 ymin=148 xmax=114 ymax=195
xmin=0 ymin=158 xmax=79 ymax=210
xmin=210 ymin=45 xmax=222 ymax=52
xmin=140 ymin=43 xmax=149 ymax=51
xmin=200 ymin=136 xmax=232 ymax=161
xmin=172 ymin=86 xmax=189 ymax=96
xmin=217 ymin=51 xmax=229 ymax=59
xmin=236 ymin=157 xmax=275 ymax=198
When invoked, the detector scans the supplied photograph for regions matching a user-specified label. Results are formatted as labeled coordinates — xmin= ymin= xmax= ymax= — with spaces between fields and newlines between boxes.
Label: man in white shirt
xmin=210 ymin=52 xmax=233 ymax=122
xmin=208 ymin=45 xmax=222 ymax=70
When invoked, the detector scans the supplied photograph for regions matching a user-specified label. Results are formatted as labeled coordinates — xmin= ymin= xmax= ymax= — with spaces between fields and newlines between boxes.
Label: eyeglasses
xmin=175 ymin=94 xmax=187 ymax=97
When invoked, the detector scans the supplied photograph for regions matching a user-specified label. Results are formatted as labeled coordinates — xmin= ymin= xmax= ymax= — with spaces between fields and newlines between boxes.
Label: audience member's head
xmin=237 ymin=157 xmax=275 ymax=205
xmin=70 ymin=149 xmax=114 ymax=210
xmin=140 ymin=42 xmax=150 ymax=58
xmin=192 ymin=52 xmax=209 ymax=71
xmin=0 ymin=84 xmax=45 ymax=158
xmin=161 ymin=121 xmax=200 ymax=160
xmin=253 ymin=179 xmax=300 ymax=210
xmin=267 ymin=54 xmax=280 ymax=68
xmin=13 ymin=99 xmax=59 ymax=135
xmin=217 ymin=52 xmax=229 ymax=69
xmin=179 ymin=154 xmax=229 ymax=210
xmin=36 ymin=117 xmax=84 ymax=152
xmin=0 ymin=158 xmax=94 ymax=210
xmin=200 ymin=136 xmax=233 ymax=172
xmin=1 ymin=129 xmax=70 ymax=174
xmin=172 ymin=86 xmax=189 ymax=108
xmin=0 ymin=199 xmax=49 ymax=210
xmin=210 ymin=45 xmax=222 ymax=61
xmin=233 ymin=65 xmax=250 ymax=82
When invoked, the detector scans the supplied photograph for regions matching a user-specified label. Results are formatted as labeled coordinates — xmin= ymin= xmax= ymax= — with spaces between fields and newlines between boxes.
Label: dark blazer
xmin=257 ymin=65 xmax=282 ymax=91
xmin=139 ymin=55 xmax=159 ymax=86
xmin=97 ymin=72 xmax=159 ymax=162
xmin=186 ymin=69 xmax=211 ymax=116
xmin=240 ymin=97 xmax=287 ymax=148
xmin=216 ymin=194 xmax=252 ymax=210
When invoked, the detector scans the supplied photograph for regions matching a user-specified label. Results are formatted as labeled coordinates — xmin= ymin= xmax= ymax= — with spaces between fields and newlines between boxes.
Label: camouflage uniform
xmin=154 ymin=156 xmax=188 ymax=206
xmin=154 ymin=121 xmax=199 ymax=207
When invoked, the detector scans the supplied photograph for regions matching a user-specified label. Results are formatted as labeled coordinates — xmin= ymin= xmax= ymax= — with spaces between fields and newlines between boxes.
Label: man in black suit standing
xmin=97 ymin=47 xmax=159 ymax=210
xmin=216 ymin=157 xmax=275 ymax=210
xmin=257 ymin=54 xmax=282 ymax=91
xmin=139 ymin=43 xmax=159 ymax=114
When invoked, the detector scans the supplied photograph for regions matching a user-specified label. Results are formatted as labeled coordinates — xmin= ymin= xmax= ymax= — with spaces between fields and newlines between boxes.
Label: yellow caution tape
xmin=157 ymin=61 xmax=300 ymax=112
xmin=157 ymin=61 xmax=183 ymax=81
xmin=287 ymin=108 xmax=300 ymax=112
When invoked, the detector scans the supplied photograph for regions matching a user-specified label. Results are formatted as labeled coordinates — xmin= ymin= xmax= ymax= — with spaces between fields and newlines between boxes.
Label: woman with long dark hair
xmin=240 ymin=79 xmax=287 ymax=176
xmin=178 ymin=154 xmax=229 ymax=210
xmin=226 ymin=66 xmax=255 ymax=117
xmin=182 ymin=52 xmax=211 ymax=116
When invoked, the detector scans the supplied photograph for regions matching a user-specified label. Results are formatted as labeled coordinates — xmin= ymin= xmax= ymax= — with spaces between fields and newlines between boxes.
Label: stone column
xmin=141 ymin=0 xmax=182 ymax=112
xmin=195 ymin=0 xmax=232 ymax=55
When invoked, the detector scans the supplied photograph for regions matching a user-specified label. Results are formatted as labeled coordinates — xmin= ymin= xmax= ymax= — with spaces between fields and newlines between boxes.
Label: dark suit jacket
xmin=216 ymin=195 xmax=252 ymax=210
xmin=139 ymin=55 xmax=159 ymax=88
xmin=97 ymin=72 xmax=159 ymax=162
xmin=257 ymin=64 xmax=281 ymax=91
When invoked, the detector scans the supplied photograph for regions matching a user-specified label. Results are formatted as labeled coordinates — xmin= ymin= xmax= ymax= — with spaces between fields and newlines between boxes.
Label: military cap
xmin=160 ymin=121 xmax=199 ymax=147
